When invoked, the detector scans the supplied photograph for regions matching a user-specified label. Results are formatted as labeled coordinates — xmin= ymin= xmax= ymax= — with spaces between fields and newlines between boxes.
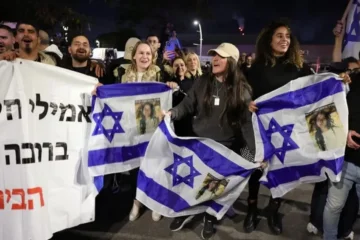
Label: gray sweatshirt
xmin=171 ymin=75 xmax=255 ymax=155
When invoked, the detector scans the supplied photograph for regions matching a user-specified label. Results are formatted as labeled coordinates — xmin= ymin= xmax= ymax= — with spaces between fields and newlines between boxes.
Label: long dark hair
xmin=203 ymin=57 xmax=252 ymax=128
xmin=309 ymin=110 xmax=336 ymax=151
xmin=255 ymin=20 xmax=303 ymax=68
xmin=139 ymin=102 xmax=154 ymax=134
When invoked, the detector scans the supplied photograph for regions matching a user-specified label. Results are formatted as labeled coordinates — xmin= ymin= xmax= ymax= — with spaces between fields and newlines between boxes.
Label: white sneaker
xmin=306 ymin=222 xmax=318 ymax=235
xmin=152 ymin=211 xmax=162 ymax=222
xmin=129 ymin=202 xmax=141 ymax=221
xmin=344 ymin=231 xmax=354 ymax=240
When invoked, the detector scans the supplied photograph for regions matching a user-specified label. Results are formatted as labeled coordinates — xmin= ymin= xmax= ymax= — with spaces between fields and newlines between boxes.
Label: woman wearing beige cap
xmin=165 ymin=42 xmax=255 ymax=239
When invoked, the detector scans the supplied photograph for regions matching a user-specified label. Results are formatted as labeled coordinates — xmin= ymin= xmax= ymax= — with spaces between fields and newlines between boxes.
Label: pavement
xmin=51 ymin=183 xmax=360 ymax=240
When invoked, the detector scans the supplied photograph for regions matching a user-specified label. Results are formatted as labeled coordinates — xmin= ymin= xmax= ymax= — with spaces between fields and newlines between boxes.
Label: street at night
xmin=1 ymin=1 xmax=360 ymax=240
xmin=51 ymin=183 xmax=360 ymax=240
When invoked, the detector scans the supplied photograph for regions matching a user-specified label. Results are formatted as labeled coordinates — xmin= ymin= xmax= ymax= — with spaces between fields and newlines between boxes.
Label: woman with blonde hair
xmin=185 ymin=51 xmax=202 ymax=79
xmin=117 ymin=41 xmax=162 ymax=83
xmin=101 ymin=40 xmax=164 ymax=222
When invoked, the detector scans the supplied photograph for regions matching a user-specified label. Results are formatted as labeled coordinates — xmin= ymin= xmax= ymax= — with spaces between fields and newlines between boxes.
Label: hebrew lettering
xmin=34 ymin=143 xmax=42 ymax=163
xmin=59 ymin=104 xmax=76 ymax=122
xmin=22 ymin=143 xmax=35 ymax=164
xmin=0 ymin=190 xmax=3 ymax=209
xmin=5 ymin=189 xmax=10 ymax=203
xmin=42 ymin=142 xmax=53 ymax=161
xmin=5 ymin=144 xmax=20 ymax=165
xmin=11 ymin=189 xmax=26 ymax=210
xmin=77 ymin=105 xmax=91 ymax=122
xmin=4 ymin=99 xmax=22 ymax=120
xmin=29 ymin=99 xmax=35 ymax=113
xmin=55 ymin=142 xmax=69 ymax=160
xmin=50 ymin=102 xmax=58 ymax=115
xmin=35 ymin=94 xmax=49 ymax=120
xmin=27 ymin=187 xmax=44 ymax=210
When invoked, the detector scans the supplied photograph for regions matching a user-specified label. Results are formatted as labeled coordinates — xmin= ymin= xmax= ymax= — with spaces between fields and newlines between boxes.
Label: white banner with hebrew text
xmin=0 ymin=59 xmax=98 ymax=240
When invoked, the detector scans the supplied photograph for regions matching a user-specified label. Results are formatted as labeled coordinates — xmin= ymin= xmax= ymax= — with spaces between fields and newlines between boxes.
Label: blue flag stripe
xmin=261 ymin=157 xmax=344 ymax=189
xmin=256 ymin=78 xmax=343 ymax=115
xmin=94 ymin=176 xmax=104 ymax=192
xmin=88 ymin=142 xmax=149 ymax=167
xmin=256 ymin=115 xmax=274 ymax=161
xmin=137 ymin=170 xmax=224 ymax=213
xmin=203 ymin=200 xmax=224 ymax=213
xmin=159 ymin=121 xmax=253 ymax=178
xmin=96 ymin=83 xmax=170 ymax=99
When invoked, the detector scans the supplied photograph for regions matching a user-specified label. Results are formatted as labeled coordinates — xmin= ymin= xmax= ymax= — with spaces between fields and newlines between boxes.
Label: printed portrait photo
xmin=305 ymin=103 xmax=346 ymax=152
xmin=195 ymin=173 xmax=229 ymax=202
xmin=135 ymin=98 xmax=162 ymax=135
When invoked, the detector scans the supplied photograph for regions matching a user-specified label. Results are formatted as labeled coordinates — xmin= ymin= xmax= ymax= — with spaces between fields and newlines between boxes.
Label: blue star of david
xmin=265 ymin=118 xmax=299 ymax=164
xmin=92 ymin=103 xmax=124 ymax=142
xmin=343 ymin=0 xmax=360 ymax=50
xmin=164 ymin=153 xmax=201 ymax=188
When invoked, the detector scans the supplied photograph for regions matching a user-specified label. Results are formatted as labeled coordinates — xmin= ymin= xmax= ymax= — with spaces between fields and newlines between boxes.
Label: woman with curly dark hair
xmin=244 ymin=19 xmax=351 ymax=236
xmin=244 ymin=20 xmax=313 ymax=235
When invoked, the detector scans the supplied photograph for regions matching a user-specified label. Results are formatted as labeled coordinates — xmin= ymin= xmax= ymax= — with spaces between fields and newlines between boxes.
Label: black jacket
xmin=171 ymin=74 xmax=255 ymax=153
xmin=248 ymin=57 xmax=312 ymax=99
xmin=167 ymin=76 xmax=195 ymax=137
xmin=61 ymin=58 xmax=110 ymax=84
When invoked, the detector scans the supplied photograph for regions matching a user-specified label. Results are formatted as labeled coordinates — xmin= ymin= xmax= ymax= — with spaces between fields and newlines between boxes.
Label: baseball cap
xmin=208 ymin=43 xmax=239 ymax=62
xmin=124 ymin=37 xmax=140 ymax=60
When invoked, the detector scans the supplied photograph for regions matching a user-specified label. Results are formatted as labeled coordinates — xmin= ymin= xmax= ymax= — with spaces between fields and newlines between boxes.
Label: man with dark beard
xmin=0 ymin=21 xmax=57 ymax=65
xmin=0 ymin=25 xmax=15 ymax=54
xmin=62 ymin=34 xmax=108 ymax=83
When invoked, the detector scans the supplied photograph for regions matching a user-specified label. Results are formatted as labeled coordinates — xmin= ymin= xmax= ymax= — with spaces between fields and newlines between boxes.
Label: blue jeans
xmin=323 ymin=161 xmax=360 ymax=240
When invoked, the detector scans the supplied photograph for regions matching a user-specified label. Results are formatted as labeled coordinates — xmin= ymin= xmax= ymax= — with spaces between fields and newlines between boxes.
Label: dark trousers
xmin=102 ymin=168 xmax=139 ymax=199
xmin=310 ymin=180 xmax=358 ymax=237
xmin=248 ymin=168 xmax=281 ymax=204
xmin=205 ymin=212 xmax=217 ymax=222
xmin=248 ymin=170 xmax=358 ymax=237
xmin=248 ymin=169 xmax=263 ymax=200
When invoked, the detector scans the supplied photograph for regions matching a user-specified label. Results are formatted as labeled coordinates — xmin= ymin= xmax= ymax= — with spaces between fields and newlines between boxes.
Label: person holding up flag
xmin=244 ymin=20 xmax=314 ymax=235
xmin=92 ymin=41 xmax=165 ymax=222
xmin=245 ymin=19 xmax=351 ymax=236
xmin=165 ymin=43 xmax=256 ymax=239
xmin=341 ymin=0 xmax=360 ymax=59
xmin=305 ymin=19 xmax=359 ymax=240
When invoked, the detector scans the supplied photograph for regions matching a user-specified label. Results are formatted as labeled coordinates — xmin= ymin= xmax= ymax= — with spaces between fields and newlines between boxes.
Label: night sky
xmin=71 ymin=0 xmax=348 ymax=44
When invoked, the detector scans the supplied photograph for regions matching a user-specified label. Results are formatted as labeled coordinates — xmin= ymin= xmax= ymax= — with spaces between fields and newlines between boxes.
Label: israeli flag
xmin=253 ymin=73 xmax=348 ymax=198
xmin=136 ymin=117 xmax=259 ymax=220
xmin=88 ymin=82 xmax=172 ymax=176
xmin=343 ymin=0 xmax=360 ymax=58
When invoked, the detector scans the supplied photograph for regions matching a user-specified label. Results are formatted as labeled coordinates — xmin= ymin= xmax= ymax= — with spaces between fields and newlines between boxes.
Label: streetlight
xmin=63 ymin=26 xmax=69 ymax=42
xmin=193 ymin=20 xmax=203 ymax=62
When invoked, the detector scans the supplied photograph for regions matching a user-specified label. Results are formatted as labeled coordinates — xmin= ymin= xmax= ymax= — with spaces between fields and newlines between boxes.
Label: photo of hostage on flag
xmin=252 ymin=73 xmax=348 ymax=198
xmin=136 ymin=116 xmax=260 ymax=220
xmin=87 ymin=82 xmax=172 ymax=177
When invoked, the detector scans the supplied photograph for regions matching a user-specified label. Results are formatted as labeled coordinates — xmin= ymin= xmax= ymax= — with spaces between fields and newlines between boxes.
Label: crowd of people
xmin=0 ymin=18 xmax=359 ymax=240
